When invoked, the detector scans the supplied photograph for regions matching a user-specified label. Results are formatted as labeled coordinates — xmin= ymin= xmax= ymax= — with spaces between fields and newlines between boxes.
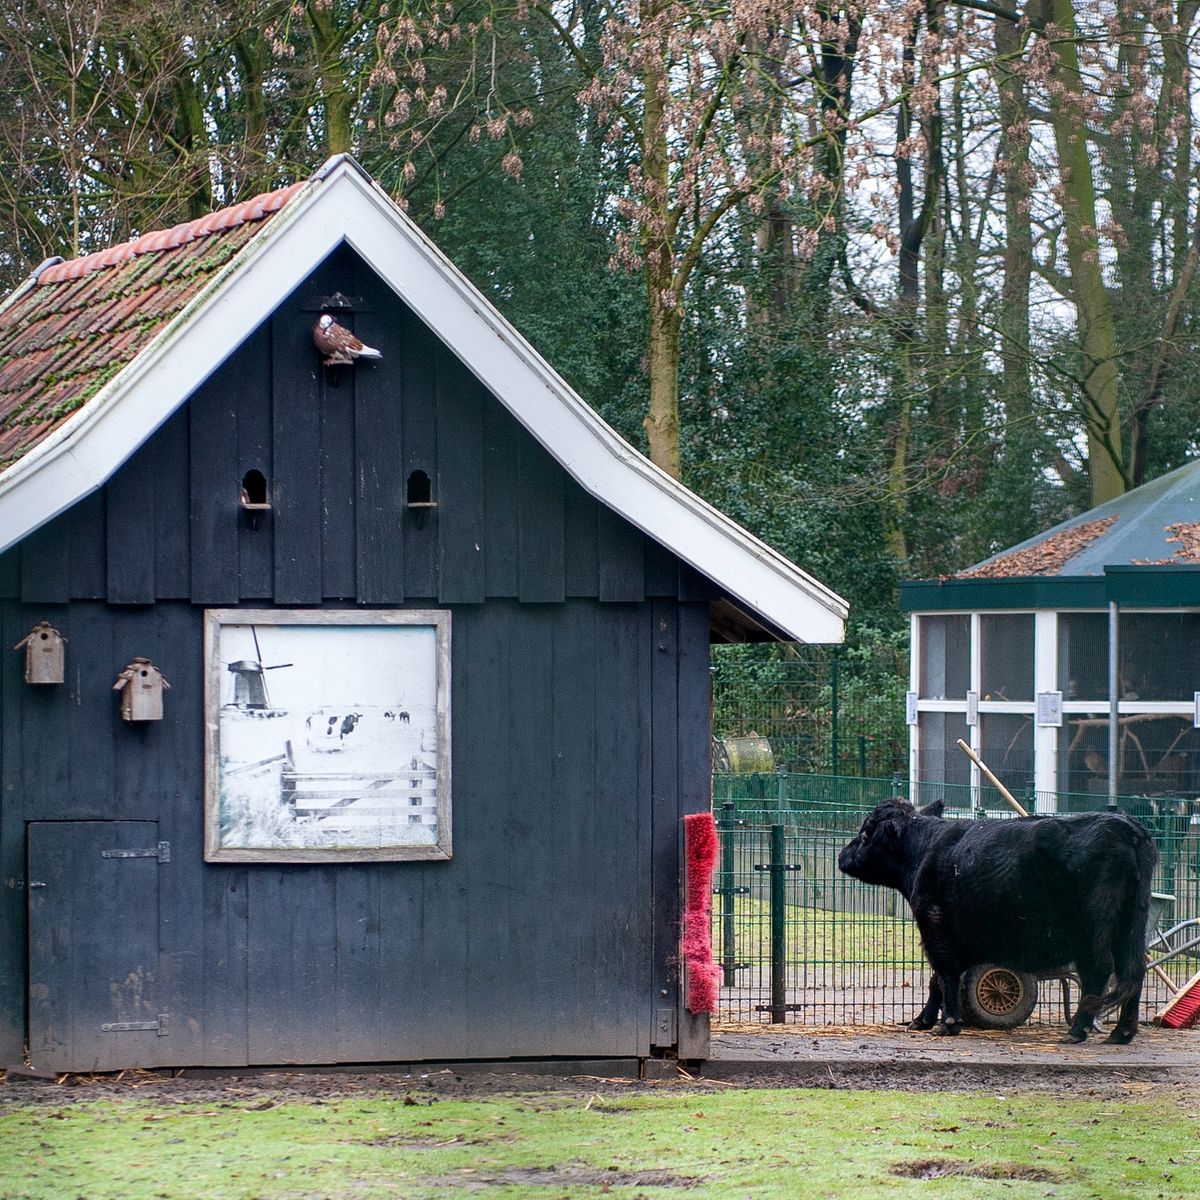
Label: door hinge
xmin=101 ymin=841 xmax=170 ymax=863
xmin=100 ymin=1013 xmax=168 ymax=1036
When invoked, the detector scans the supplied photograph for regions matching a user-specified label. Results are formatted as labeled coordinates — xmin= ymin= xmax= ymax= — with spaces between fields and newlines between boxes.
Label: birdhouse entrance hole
xmin=241 ymin=469 xmax=270 ymax=509
xmin=407 ymin=470 xmax=435 ymax=508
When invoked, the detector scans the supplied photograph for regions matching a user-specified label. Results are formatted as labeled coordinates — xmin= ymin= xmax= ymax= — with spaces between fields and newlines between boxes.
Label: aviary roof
xmin=0 ymin=183 xmax=303 ymax=471
xmin=957 ymin=457 xmax=1200 ymax=578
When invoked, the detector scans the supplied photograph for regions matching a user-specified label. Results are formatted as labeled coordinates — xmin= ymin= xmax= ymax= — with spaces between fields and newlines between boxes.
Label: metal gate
xmin=27 ymin=821 xmax=167 ymax=1072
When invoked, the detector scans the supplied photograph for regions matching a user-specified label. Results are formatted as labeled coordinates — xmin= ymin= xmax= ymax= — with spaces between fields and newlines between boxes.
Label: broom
xmin=1156 ymin=970 xmax=1200 ymax=1029
xmin=956 ymin=740 xmax=1200 ymax=1029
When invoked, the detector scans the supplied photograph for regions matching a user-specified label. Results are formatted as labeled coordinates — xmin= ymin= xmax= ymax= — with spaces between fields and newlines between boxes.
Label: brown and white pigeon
xmin=313 ymin=313 xmax=383 ymax=366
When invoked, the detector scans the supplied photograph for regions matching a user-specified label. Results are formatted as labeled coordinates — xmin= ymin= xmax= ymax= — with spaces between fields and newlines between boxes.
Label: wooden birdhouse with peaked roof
xmin=0 ymin=156 xmax=846 ymax=1075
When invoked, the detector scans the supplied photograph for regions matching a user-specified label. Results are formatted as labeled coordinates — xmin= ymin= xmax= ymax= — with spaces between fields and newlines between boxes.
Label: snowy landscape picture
xmin=203 ymin=610 xmax=451 ymax=862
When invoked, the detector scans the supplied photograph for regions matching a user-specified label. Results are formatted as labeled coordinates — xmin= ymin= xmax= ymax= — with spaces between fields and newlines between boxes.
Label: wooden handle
xmin=955 ymin=738 xmax=1029 ymax=817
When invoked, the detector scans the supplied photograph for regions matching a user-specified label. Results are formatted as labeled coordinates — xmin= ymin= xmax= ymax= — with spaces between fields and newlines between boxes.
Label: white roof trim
xmin=0 ymin=158 xmax=846 ymax=643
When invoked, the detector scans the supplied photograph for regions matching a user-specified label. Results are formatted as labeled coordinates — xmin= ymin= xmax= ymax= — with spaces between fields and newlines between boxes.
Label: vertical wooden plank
xmin=643 ymin=537 xmax=680 ymax=598
xmin=547 ymin=601 xmax=601 ymax=1052
xmin=65 ymin=602 xmax=117 ymax=820
xmin=445 ymin=610 xmax=501 ymax=1055
xmin=320 ymin=359 xmax=357 ymax=600
xmin=189 ymin=373 xmax=240 ymax=605
xmin=598 ymin=505 xmax=645 ymax=603
xmin=202 ymin=867 xmax=250 ymax=1066
xmin=151 ymin=602 xmax=209 ymax=1065
xmin=482 ymin=401 xmax=521 ymax=598
xmin=152 ymin=408 xmax=191 ymax=600
xmin=106 ymin=450 xmax=156 ymax=604
xmin=246 ymin=869 xmax=338 ymax=1063
xmin=0 ymin=548 xmax=19 ymax=599
xmin=232 ymin=327 xmax=273 ymax=602
xmin=273 ymin=286 xmax=324 ymax=606
xmin=437 ymin=357 xmax=486 ymax=604
xmin=678 ymin=562 xmax=718 ymax=602
xmin=562 ymin=481 xmax=600 ymax=599
xmin=517 ymin=438 xmax=565 ymax=604
xmin=20 ymin=516 xmax=70 ymax=604
xmin=335 ymin=868 xmax=383 ymax=1062
xmin=500 ymin=603 xmax=554 ymax=1050
xmin=0 ymin=601 xmax=26 ymax=1059
xmin=593 ymin=602 xmax=653 ymax=1055
xmin=64 ymin=492 xmax=107 ymax=599
xmin=649 ymin=599 xmax=680 ymax=1049
xmin=401 ymin=311 xmax=440 ymax=598
xmin=354 ymin=262 xmax=405 ymax=604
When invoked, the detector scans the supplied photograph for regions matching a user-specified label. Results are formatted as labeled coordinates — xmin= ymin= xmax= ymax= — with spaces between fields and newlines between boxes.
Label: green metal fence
xmin=712 ymin=773 xmax=1200 ymax=1029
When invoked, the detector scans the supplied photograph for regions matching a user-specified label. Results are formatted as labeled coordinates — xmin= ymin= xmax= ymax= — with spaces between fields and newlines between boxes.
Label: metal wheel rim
xmin=975 ymin=968 xmax=1025 ymax=1016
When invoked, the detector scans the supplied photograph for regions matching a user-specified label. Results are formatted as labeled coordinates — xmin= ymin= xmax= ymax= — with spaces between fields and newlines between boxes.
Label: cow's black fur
xmin=836 ymin=799 xmax=1157 ymax=1044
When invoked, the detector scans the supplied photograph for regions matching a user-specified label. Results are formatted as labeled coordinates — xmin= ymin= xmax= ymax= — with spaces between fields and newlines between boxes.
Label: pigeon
xmin=313 ymin=313 xmax=383 ymax=365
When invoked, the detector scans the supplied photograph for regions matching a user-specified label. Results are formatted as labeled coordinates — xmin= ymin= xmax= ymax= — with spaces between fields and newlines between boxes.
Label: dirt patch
xmin=426 ymin=1164 xmax=702 ymax=1190
xmin=890 ymin=1158 xmax=1063 ymax=1183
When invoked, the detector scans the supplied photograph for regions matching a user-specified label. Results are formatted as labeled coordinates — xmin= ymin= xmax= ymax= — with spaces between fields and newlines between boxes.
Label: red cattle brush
xmin=682 ymin=812 xmax=720 ymax=1014
xmin=1157 ymin=970 xmax=1200 ymax=1029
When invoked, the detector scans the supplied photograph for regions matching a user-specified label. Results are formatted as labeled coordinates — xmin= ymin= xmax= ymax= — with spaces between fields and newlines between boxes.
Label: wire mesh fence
xmin=711 ymin=640 xmax=908 ymax=778
xmin=712 ymin=773 xmax=1200 ymax=1030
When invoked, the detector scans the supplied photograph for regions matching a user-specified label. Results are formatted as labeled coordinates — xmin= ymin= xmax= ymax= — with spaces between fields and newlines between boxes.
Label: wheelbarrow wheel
xmin=960 ymin=964 xmax=1039 ymax=1030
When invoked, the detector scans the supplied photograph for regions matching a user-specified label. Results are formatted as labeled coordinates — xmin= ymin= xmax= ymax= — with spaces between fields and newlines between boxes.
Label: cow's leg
xmin=1105 ymin=962 xmax=1146 ymax=1045
xmin=908 ymin=974 xmax=941 ymax=1031
xmin=931 ymin=969 xmax=963 ymax=1035
xmin=1063 ymin=965 xmax=1111 ymax=1043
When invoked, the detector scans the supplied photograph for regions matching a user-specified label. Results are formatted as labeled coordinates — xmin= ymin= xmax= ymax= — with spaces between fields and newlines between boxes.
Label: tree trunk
xmin=1046 ymin=0 xmax=1125 ymax=505
xmin=306 ymin=0 xmax=353 ymax=156
xmin=994 ymin=8 xmax=1036 ymax=528
xmin=639 ymin=0 xmax=681 ymax=477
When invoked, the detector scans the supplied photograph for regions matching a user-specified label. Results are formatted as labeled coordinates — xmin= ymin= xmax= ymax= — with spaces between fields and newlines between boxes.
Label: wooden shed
xmin=0 ymin=157 xmax=846 ymax=1073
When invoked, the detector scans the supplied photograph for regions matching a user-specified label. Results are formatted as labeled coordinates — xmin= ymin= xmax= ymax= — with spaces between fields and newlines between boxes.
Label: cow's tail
xmin=1097 ymin=821 xmax=1159 ymax=1010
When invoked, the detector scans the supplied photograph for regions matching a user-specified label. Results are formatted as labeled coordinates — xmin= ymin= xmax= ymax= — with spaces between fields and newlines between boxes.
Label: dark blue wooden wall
xmin=0 ymin=244 xmax=714 ymax=1068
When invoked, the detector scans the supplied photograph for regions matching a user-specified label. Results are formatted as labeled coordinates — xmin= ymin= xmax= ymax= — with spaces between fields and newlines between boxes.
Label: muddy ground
xmin=4 ymin=1022 xmax=1199 ymax=1107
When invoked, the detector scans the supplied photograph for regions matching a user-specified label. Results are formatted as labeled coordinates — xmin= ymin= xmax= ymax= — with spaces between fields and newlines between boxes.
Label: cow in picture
xmin=836 ymin=799 xmax=1157 ymax=1044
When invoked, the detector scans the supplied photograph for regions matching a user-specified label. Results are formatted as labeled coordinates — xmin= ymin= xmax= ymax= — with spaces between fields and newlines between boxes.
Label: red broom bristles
xmin=683 ymin=812 xmax=720 ymax=1015
xmin=1159 ymin=970 xmax=1200 ymax=1029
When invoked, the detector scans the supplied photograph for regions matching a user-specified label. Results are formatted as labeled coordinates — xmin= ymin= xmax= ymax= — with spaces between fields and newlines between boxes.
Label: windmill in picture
xmin=226 ymin=626 xmax=292 ymax=711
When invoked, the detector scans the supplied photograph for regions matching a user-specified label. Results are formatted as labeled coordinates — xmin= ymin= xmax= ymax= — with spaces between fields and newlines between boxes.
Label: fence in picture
xmin=711 ymin=774 xmax=1200 ymax=1029
xmin=711 ymin=640 xmax=909 ymax=782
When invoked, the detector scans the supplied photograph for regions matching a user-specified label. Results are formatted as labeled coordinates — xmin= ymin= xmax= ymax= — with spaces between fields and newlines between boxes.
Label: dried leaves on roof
xmin=956 ymin=516 xmax=1119 ymax=578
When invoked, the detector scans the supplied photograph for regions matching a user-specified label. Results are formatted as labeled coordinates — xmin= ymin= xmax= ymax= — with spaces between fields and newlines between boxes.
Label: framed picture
xmin=204 ymin=609 xmax=451 ymax=862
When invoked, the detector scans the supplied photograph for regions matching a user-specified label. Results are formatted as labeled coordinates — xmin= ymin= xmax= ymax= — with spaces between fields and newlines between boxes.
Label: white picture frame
xmin=203 ymin=609 xmax=451 ymax=863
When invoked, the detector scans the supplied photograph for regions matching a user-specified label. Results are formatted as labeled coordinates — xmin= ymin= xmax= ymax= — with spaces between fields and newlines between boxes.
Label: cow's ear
xmin=918 ymin=800 xmax=945 ymax=819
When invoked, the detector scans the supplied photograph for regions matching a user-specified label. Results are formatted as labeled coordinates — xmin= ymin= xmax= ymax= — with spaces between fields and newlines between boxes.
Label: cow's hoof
xmin=932 ymin=1021 xmax=961 ymax=1036
xmin=1059 ymin=1030 xmax=1087 ymax=1044
xmin=1104 ymin=1028 xmax=1135 ymax=1045
xmin=907 ymin=1017 xmax=936 ymax=1032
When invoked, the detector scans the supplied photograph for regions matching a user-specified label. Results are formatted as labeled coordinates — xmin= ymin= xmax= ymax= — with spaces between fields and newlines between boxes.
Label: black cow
xmin=837 ymin=799 xmax=1157 ymax=1044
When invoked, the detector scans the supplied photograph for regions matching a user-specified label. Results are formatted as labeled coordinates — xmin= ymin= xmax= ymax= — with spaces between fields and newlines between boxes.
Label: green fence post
xmin=719 ymin=802 xmax=738 ymax=987
xmin=770 ymin=822 xmax=787 ymax=1022
xmin=830 ymin=656 xmax=840 ymax=773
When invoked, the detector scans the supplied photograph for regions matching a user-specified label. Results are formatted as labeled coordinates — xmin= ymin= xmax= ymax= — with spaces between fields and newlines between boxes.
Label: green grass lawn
xmin=2 ymin=1083 xmax=1198 ymax=1199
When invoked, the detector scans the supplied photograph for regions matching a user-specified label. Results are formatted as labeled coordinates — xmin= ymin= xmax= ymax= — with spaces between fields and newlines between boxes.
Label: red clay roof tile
xmin=0 ymin=179 xmax=306 ymax=468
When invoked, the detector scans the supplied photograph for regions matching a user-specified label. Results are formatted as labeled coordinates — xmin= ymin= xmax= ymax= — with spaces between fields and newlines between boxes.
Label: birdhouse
xmin=14 ymin=622 xmax=66 ymax=684
xmin=113 ymin=658 xmax=171 ymax=722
